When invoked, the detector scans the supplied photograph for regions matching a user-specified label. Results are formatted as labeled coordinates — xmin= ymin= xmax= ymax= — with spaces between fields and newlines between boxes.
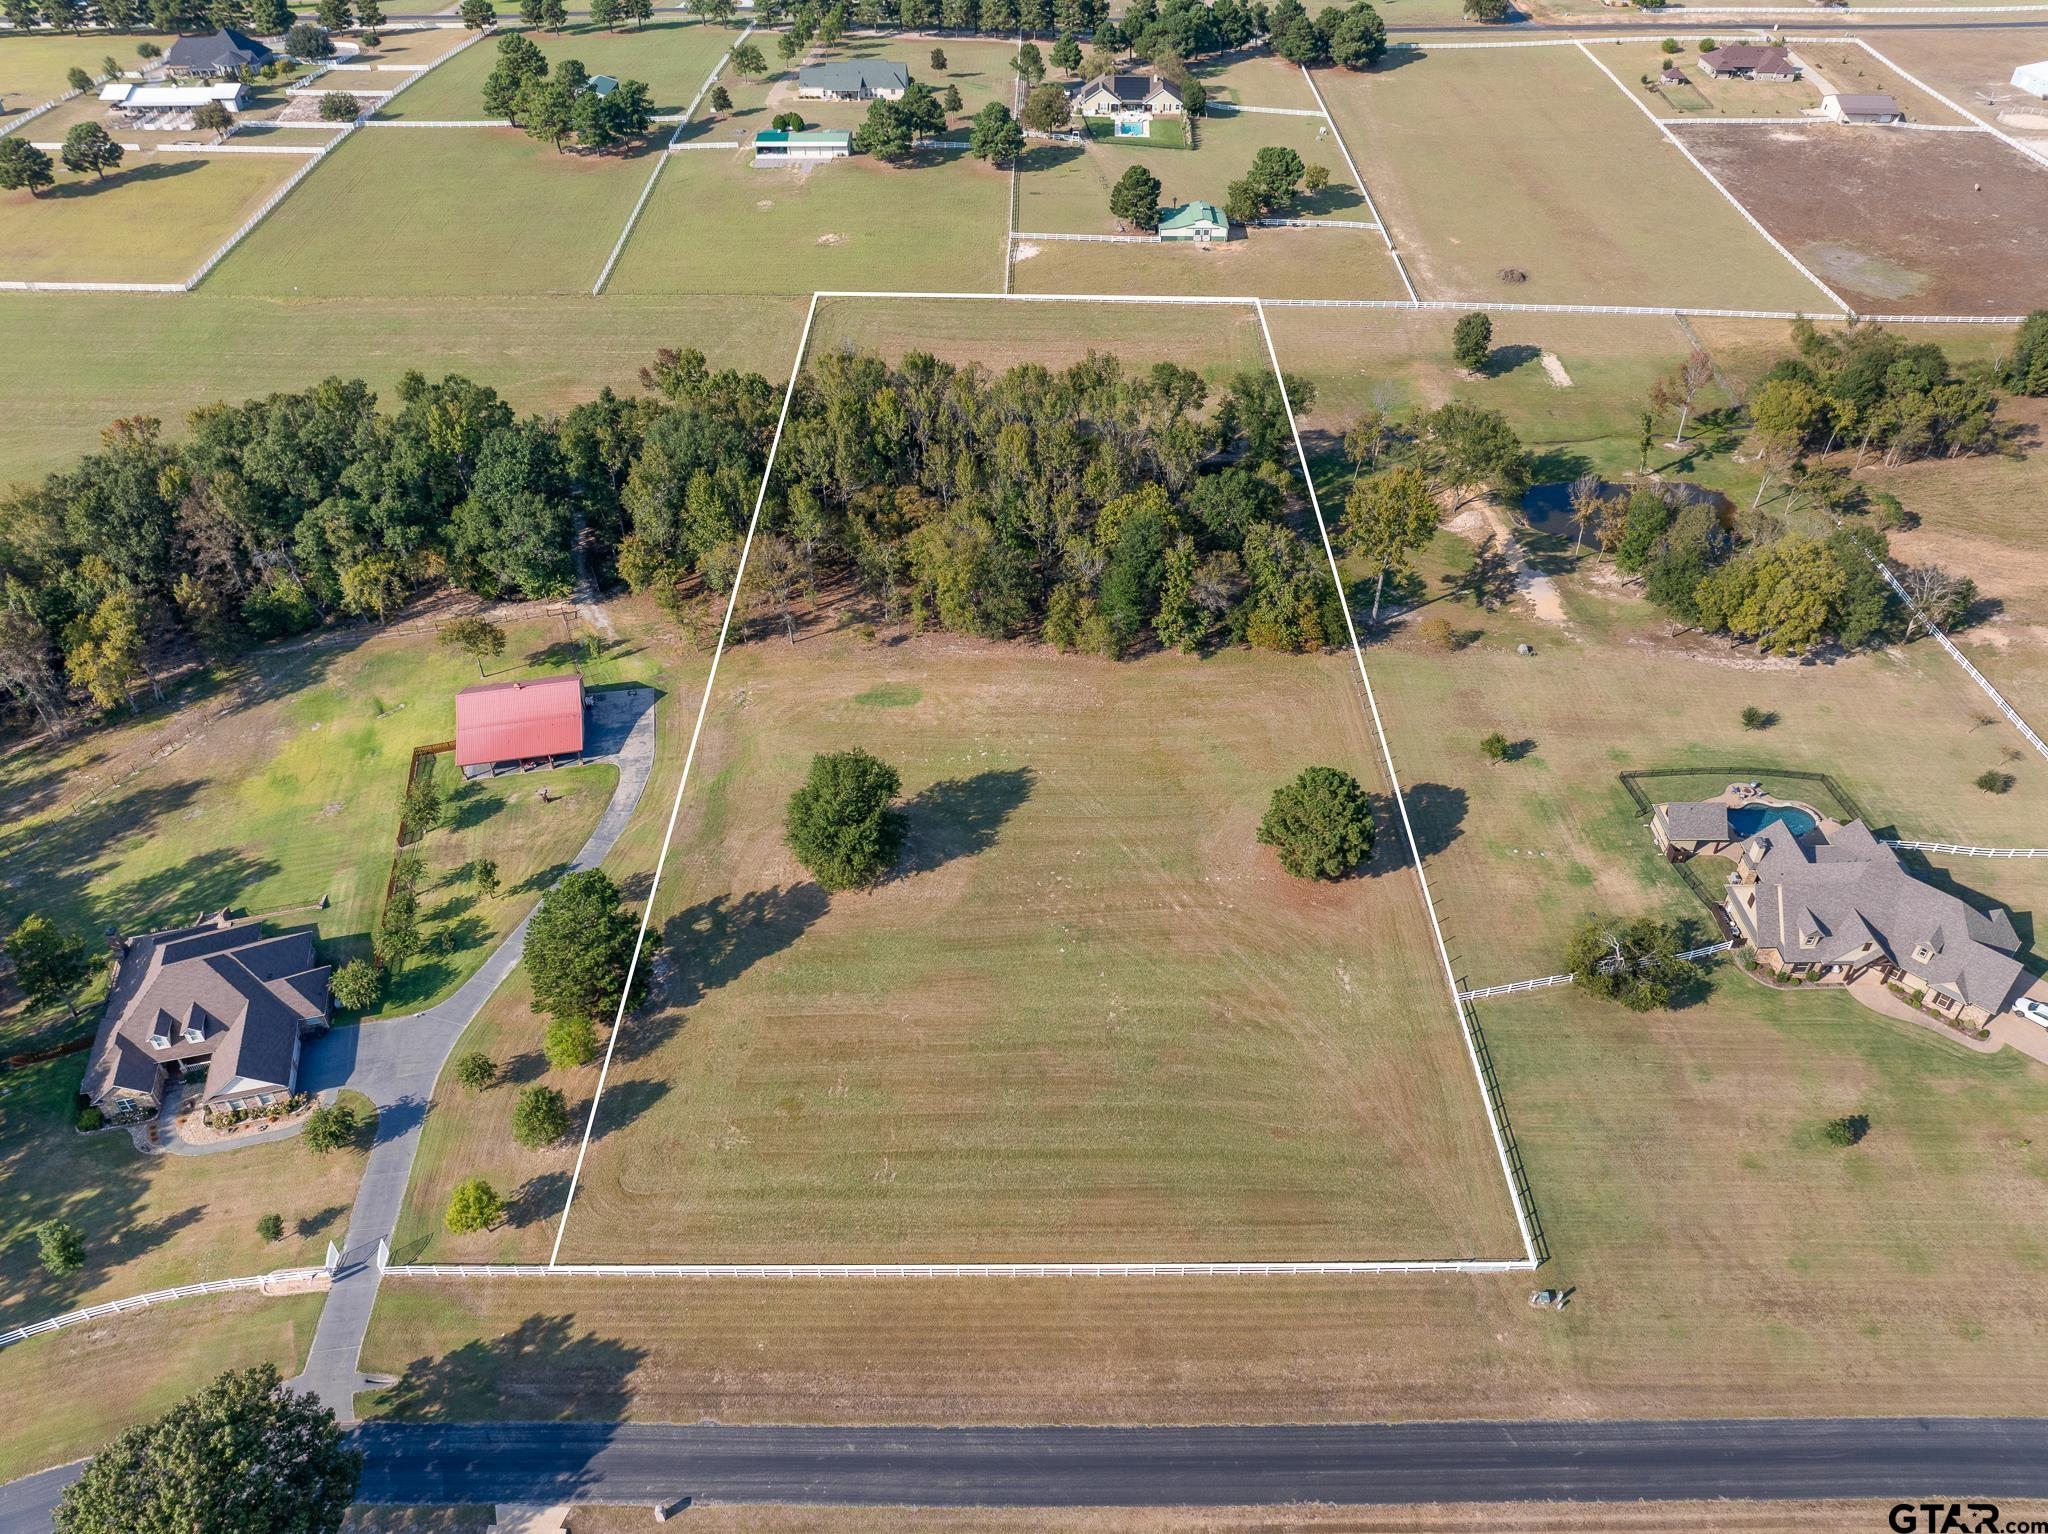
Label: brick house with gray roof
xmin=82 ymin=912 xmax=331 ymax=1121
xmin=1719 ymin=817 xmax=2028 ymax=1026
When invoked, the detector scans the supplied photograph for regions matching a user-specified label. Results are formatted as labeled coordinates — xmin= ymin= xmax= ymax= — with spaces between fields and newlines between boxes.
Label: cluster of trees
xmin=3 ymin=0 xmax=386 ymax=30
xmin=1565 ymin=914 xmax=1699 ymax=1011
xmin=752 ymin=0 xmax=1111 ymax=43
xmin=1264 ymin=0 xmax=1386 ymax=68
xmin=0 ymin=121 xmax=124 ymax=196
xmin=850 ymin=78 xmax=953 ymax=158
xmin=692 ymin=349 xmax=1351 ymax=658
xmin=482 ymin=35 xmax=654 ymax=152
xmin=1220 ymin=144 xmax=1330 ymax=225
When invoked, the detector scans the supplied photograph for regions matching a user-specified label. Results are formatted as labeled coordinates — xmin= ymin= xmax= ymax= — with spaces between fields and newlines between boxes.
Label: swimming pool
xmin=1728 ymin=803 xmax=1818 ymax=839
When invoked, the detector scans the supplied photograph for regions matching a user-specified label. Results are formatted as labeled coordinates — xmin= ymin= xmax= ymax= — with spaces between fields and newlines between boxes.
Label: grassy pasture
xmin=0 ymin=290 xmax=808 ymax=484
xmin=1791 ymin=40 xmax=1977 ymax=126
xmin=0 ymin=151 xmax=299 ymax=285
xmin=0 ymin=32 xmax=178 ymax=127
xmin=1314 ymin=47 xmax=1833 ymax=310
xmin=0 ymin=1290 xmax=325 ymax=1481
xmin=362 ymin=972 xmax=2048 ymax=1421
xmin=1016 ymin=110 xmax=1364 ymax=234
xmin=348 ymin=26 xmax=477 ymax=68
xmin=519 ymin=617 xmax=1517 ymax=1266
xmin=760 ymin=34 xmax=1020 ymax=135
xmin=210 ymin=128 xmax=652 ymax=297
xmin=1193 ymin=47 xmax=1321 ymax=110
xmin=1012 ymin=225 xmax=1409 ymax=301
xmin=373 ymin=18 xmax=742 ymax=120
xmin=1873 ymin=25 xmax=2048 ymax=143
xmin=606 ymin=148 xmax=1010 ymax=297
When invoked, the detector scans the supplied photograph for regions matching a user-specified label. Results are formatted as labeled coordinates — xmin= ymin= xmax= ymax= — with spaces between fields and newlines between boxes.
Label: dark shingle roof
xmin=1078 ymin=72 xmax=1183 ymax=106
xmin=162 ymin=27 xmax=275 ymax=73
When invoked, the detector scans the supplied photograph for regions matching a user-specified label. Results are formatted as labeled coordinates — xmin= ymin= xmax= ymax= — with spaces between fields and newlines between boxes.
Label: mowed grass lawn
xmin=0 ymin=1291 xmax=325 ymax=1481
xmin=376 ymin=17 xmax=743 ymax=120
xmin=677 ymin=34 xmax=1018 ymax=146
xmin=1016 ymin=111 xmax=1366 ymax=234
xmin=606 ymin=149 xmax=1009 ymax=296
xmin=1012 ymin=225 xmax=1408 ymax=301
xmin=1316 ymin=48 xmax=1832 ymax=309
xmin=0 ymin=152 xmax=300 ymax=285
xmin=0 ymin=617 xmax=634 ymax=1026
xmin=1600 ymin=39 xmax=1822 ymax=118
xmin=1193 ymin=47 xmax=1321 ymax=110
xmin=521 ymin=623 xmax=1518 ymax=1266
xmin=361 ymin=972 xmax=2048 ymax=1422
xmin=211 ymin=128 xmax=651 ymax=297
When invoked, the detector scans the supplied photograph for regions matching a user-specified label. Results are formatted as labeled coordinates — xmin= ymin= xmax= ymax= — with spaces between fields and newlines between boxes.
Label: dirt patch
xmin=1539 ymin=350 xmax=1573 ymax=388
xmin=2001 ymin=110 xmax=2048 ymax=131
xmin=1446 ymin=502 xmax=1567 ymax=626
xmin=815 ymin=231 xmax=845 ymax=245
xmin=1012 ymin=241 xmax=1041 ymax=261
xmin=1681 ymin=123 xmax=2048 ymax=314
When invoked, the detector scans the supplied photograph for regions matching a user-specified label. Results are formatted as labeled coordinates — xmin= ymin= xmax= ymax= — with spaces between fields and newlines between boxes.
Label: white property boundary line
xmin=545 ymin=290 xmax=821 ymax=1268
xmin=1296 ymin=64 xmax=1419 ymax=304
xmin=1886 ymin=842 xmax=2048 ymax=857
xmin=1459 ymin=942 xmax=1736 ymax=1002
xmin=1573 ymin=39 xmax=1854 ymax=317
xmin=0 ymin=1268 xmax=327 ymax=1349
xmin=518 ymin=287 xmax=1541 ymax=1280
xmin=593 ymin=21 xmax=755 ymax=296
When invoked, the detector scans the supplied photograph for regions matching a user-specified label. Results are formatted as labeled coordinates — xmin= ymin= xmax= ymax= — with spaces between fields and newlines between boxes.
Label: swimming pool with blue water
xmin=1728 ymin=803 xmax=1818 ymax=839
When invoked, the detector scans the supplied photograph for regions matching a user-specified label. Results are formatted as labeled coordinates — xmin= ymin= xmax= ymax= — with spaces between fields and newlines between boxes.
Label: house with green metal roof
xmin=1157 ymin=200 xmax=1229 ymax=242
xmin=754 ymin=127 xmax=853 ymax=164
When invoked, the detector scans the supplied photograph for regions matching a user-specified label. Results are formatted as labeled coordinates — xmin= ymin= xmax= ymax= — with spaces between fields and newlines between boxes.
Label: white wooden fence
xmin=382 ymin=1258 xmax=1538 ymax=1278
xmin=1884 ymin=842 xmax=2048 ymax=858
xmin=0 ymin=1268 xmax=328 ymax=1349
xmin=1458 ymin=941 xmax=1735 ymax=1003
xmin=1867 ymin=555 xmax=2048 ymax=764
xmin=1012 ymin=229 xmax=1155 ymax=243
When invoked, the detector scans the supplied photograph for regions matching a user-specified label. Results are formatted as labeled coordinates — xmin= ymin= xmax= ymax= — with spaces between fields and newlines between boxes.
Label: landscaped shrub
xmin=453 ymin=1051 xmax=496 ymax=1092
xmin=510 ymin=1084 xmax=571 ymax=1148
xmin=1975 ymin=769 xmax=2015 ymax=794
xmin=36 ymin=1219 xmax=85 ymax=1275
xmin=1820 ymin=1113 xmax=1869 ymax=1147
xmin=784 ymin=749 xmax=906 ymax=892
xmin=319 ymin=91 xmax=361 ymax=121
xmin=301 ymin=1101 xmax=361 ymax=1154
xmin=444 ymin=1177 xmax=502 ymax=1234
xmin=75 ymin=1106 xmax=104 ymax=1132
xmin=1257 ymin=766 xmax=1375 ymax=881
xmin=256 ymin=1212 xmax=284 ymax=1242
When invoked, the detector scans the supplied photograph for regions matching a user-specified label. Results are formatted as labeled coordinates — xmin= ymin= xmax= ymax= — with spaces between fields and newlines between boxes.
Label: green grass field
xmin=374 ymin=18 xmax=742 ymax=120
xmin=208 ymin=128 xmax=653 ymax=297
xmin=0 ymin=32 xmax=177 ymax=128
xmin=1012 ymin=225 xmax=1408 ymax=301
xmin=605 ymin=148 xmax=1010 ymax=297
xmin=1597 ymin=39 xmax=1822 ymax=119
xmin=0 ymin=1290 xmax=325 ymax=1481
xmin=0 ymin=151 xmax=300 ymax=285
xmin=1315 ymin=47 xmax=1834 ymax=309
xmin=1192 ymin=47 xmax=1320 ymax=110
xmin=1017 ymin=111 xmax=1363 ymax=235
xmin=497 ymin=616 xmax=1517 ymax=1266
xmin=359 ymin=964 xmax=2048 ymax=1422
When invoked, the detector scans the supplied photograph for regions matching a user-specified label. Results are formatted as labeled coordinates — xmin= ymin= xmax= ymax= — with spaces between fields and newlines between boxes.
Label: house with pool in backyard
xmin=1653 ymin=789 xmax=2045 ymax=1032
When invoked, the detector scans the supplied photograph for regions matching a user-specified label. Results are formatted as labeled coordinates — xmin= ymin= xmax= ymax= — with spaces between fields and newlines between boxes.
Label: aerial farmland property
xmin=3 ymin=0 xmax=2048 ymax=1523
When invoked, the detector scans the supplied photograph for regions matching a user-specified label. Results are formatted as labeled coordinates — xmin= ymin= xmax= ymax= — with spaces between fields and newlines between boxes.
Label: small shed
xmin=1158 ymin=200 xmax=1228 ymax=242
xmin=1822 ymin=91 xmax=1904 ymax=123
xmin=587 ymin=74 xmax=618 ymax=97
xmin=2011 ymin=60 xmax=2048 ymax=98
xmin=454 ymin=674 xmax=587 ymax=777
xmin=754 ymin=127 xmax=852 ymax=163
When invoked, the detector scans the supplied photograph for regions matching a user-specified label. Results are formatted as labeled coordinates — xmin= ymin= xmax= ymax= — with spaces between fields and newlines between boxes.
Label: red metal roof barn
xmin=454 ymin=675 xmax=587 ymax=774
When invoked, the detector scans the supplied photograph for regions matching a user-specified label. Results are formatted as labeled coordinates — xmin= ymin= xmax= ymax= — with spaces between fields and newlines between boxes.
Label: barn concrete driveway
xmin=290 ymin=684 xmax=658 ymax=1421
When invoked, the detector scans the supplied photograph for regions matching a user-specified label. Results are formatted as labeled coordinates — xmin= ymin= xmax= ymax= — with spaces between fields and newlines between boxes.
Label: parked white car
xmin=2015 ymin=996 xmax=2048 ymax=1028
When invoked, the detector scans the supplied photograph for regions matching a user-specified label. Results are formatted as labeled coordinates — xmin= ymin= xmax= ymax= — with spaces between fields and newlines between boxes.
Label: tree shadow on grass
xmin=1366 ymin=783 xmax=1468 ymax=872
xmin=296 ymin=1203 xmax=351 ymax=1240
xmin=48 ymin=157 xmax=204 ymax=199
xmin=590 ymin=1077 xmax=668 ymax=1141
xmin=447 ymin=786 xmax=505 ymax=833
xmin=895 ymin=767 xmax=1035 ymax=879
xmin=506 ymin=1170 xmax=571 ymax=1230
xmin=662 ymin=883 xmax=828 ymax=1009
xmin=374 ymin=1312 xmax=647 ymax=1425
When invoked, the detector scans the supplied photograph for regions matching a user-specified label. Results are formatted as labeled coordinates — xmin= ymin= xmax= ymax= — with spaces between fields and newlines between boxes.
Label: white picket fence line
xmin=363 ymin=117 xmax=510 ymax=126
xmin=1297 ymin=64 xmax=1416 ymax=303
xmin=1263 ymin=297 xmax=2033 ymax=323
xmin=1459 ymin=942 xmax=1735 ymax=1002
xmin=1884 ymin=842 xmax=2048 ymax=858
xmin=1012 ymin=229 xmax=1155 ymax=243
xmin=1868 ymin=555 xmax=2048 ymax=765
xmin=0 ymin=278 xmax=186 ymax=292
xmin=669 ymin=139 xmax=741 ymax=150
xmin=185 ymin=121 xmax=359 ymax=288
xmin=0 ymin=76 xmax=94 ymax=140
xmin=158 ymin=141 xmax=327 ymax=154
xmin=1254 ymin=216 xmax=1380 ymax=230
xmin=0 ymin=1268 xmax=328 ymax=1349
xmin=385 ymin=1259 xmax=1536 ymax=1278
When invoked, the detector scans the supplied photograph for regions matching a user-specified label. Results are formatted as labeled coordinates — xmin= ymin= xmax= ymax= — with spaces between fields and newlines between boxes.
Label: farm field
xmin=372 ymin=18 xmax=741 ymax=120
xmin=1597 ymin=39 xmax=1821 ymax=118
xmin=361 ymin=968 xmax=2048 ymax=1422
xmin=1016 ymin=111 xmax=1368 ymax=233
xmin=0 ymin=290 xmax=809 ymax=483
xmin=210 ymin=128 xmax=654 ymax=297
xmin=1872 ymin=25 xmax=2048 ymax=142
xmin=1684 ymin=123 xmax=2048 ymax=314
xmin=412 ymin=616 xmax=1519 ymax=1265
xmin=1012 ymin=225 xmax=1407 ymax=300
xmin=0 ymin=150 xmax=299 ymax=285
xmin=606 ymin=149 xmax=1010 ymax=297
xmin=1314 ymin=47 xmax=1833 ymax=310
xmin=0 ymin=1291 xmax=325 ymax=1483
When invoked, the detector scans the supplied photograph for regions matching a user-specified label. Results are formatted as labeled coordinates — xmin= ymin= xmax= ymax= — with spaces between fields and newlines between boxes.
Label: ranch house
xmin=1821 ymin=91 xmax=1905 ymax=123
xmin=1073 ymin=72 xmax=1184 ymax=136
xmin=82 ymin=913 xmax=332 ymax=1122
xmin=160 ymin=26 xmax=275 ymax=77
xmin=754 ymin=126 xmax=852 ymax=162
xmin=1655 ymin=796 xmax=2032 ymax=1027
xmin=454 ymin=673 xmax=588 ymax=778
xmin=1697 ymin=44 xmax=1800 ymax=82
xmin=1158 ymin=200 xmax=1228 ymax=242
xmin=796 ymin=59 xmax=909 ymax=102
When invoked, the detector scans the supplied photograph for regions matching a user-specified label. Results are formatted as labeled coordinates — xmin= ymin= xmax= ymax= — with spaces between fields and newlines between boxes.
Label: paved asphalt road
xmin=8 ymin=1417 xmax=2048 ymax=1530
